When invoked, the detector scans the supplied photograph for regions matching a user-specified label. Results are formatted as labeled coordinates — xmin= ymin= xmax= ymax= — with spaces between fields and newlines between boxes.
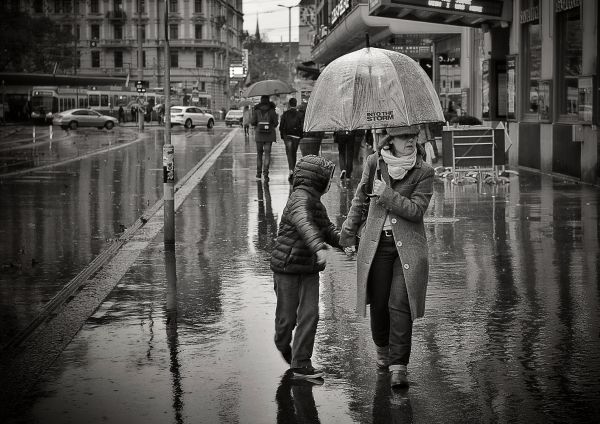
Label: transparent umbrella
xmin=243 ymin=79 xmax=296 ymax=97
xmin=303 ymin=47 xmax=444 ymax=132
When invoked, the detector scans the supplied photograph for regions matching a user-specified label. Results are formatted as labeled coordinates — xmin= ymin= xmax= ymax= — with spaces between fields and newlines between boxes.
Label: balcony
xmin=169 ymin=38 xmax=227 ymax=50
xmin=101 ymin=38 xmax=136 ymax=48
xmin=106 ymin=10 xmax=127 ymax=20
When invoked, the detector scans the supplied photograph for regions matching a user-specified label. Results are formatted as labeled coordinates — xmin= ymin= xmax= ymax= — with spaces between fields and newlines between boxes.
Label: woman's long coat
xmin=340 ymin=153 xmax=434 ymax=320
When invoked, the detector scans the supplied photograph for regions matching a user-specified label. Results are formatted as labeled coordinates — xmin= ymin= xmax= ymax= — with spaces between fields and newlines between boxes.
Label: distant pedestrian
xmin=251 ymin=95 xmax=278 ymax=181
xmin=340 ymin=125 xmax=434 ymax=389
xmin=158 ymin=104 xmax=165 ymax=125
xmin=131 ymin=105 xmax=137 ymax=122
xmin=0 ymin=102 xmax=5 ymax=125
xmin=242 ymin=105 xmax=251 ymax=137
xmin=334 ymin=130 xmax=360 ymax=179
xmin=279 ymin=98 xmax=304 ymax=182
xmin=270 ymin=155 xmax=341 ymax=380
xmin=118 ymin=105 xmax=125 ymax=123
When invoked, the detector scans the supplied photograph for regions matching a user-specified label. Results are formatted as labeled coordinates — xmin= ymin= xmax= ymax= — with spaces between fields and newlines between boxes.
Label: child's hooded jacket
xmin=270 ymin=155 xmax=340 ymax=274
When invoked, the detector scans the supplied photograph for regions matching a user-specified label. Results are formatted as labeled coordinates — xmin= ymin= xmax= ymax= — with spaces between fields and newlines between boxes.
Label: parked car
xmin=225 ymin=109 xmax=243 ymax=127
xmin=170 ymin=106 xmax=215 ymax=129
xmin=52 ymin=108 xmax=118 ymax=130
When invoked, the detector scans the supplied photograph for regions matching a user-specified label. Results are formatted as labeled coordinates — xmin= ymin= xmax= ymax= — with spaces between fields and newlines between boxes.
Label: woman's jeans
xmin=273 ymin=272 xmax=320 ymax=368
xmin=368 ymin=235 xmax=413 ymax=366
xmin=256 ymin=141 xmax=273 ymax=176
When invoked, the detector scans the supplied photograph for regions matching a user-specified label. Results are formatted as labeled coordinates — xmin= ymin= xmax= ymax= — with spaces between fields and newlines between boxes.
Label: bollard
xmin=48 ymin=124 xmax=53 ymax=140
xmin=32 ymin=125 xmax=35 ymax=142
xmin=163 ymin=144 xmax=175 ymax=245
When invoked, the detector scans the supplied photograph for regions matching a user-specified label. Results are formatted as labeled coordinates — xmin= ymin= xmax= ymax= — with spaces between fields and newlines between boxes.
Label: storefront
xmin=503 ymin=0 xmax=598 ymax=183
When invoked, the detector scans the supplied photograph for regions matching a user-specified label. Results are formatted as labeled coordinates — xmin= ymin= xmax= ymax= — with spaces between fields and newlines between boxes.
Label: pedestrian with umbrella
xmin=279 ymin=98 xmax=304 ymax=183
xmin=251 ymin=95 xmax=279 ymax=181
xmin=303 ymin=45 xmax=444 ymax=389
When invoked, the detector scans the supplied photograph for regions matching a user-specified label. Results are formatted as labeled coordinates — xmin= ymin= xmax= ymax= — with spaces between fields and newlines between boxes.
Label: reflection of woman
xmin=340 ymin=125 xmax=434 ymax=388
xmin=372 ymin=371 xmax=413 ymax=423
xmin=256 ymin=181 xmax=278 ymax=251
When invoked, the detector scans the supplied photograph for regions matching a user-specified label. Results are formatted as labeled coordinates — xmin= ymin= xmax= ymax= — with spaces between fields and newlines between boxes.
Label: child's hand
xmin=316 ymin=249 xmax=327 ymax=267
xmin=344 ymin=246 xmax=356 ymax=256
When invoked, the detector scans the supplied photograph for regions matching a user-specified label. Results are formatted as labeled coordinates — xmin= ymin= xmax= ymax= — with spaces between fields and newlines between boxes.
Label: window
xmin=139 ymin=0 xmax=145 ymax=13
xmin=196 ymin=50 xmax=203 ymax=67
xmin=76 ymin=24 xmax=80 ymax=40
xmin=170 ymin=24 xmax=178 ymax=40
xmin=195 ymin=24 xmax=203 ymax=40
xmin=54 ymin=1 xmax=62 ymax=13
xmin=34 ymin=0 xmax=43 ymax=13
xmin=91 ymin=0 xmax=99 ymax=13
xmin=113 ymin=0 xmax=123 ymax=11
xmin=114 ymin=24 xmax=123 ymax=40
xmin=91 ymin=24 xmax=100 ymax=40
xmin=142 ymin=51 xmax=146 ymax=67
xmin=169 ymin=0 xmax=178 ymax=13
xmin=556 ymin=5 xmax=582 ymax=119
xmin=171 ymin=51 xmax=178 ymax=68
xmin=91 ymin=51 xmax=100 ymax=68
xmin=141 ymin=26 xmax=146 ymax=41
xmin=195 ymin=0 xmax=202 ymax=13
xmin=200 ymin=82 xmax=205 ymax=92
xmin=521 ymin=0 xmax=541 ymax=115
xmin=101 ymin=95 xmax=109 ymax=107
xmin=114 ymin=51 xmax=123 ymax=68
xmin=62 ymin=0 xmax=71 ymax=13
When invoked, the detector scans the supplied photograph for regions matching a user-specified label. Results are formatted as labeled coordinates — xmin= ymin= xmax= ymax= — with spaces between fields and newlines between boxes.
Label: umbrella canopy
xmin=243 ymin=79 xmax=296 ymax=97
xmin=303 ymin=47 xmax=444 ymax=132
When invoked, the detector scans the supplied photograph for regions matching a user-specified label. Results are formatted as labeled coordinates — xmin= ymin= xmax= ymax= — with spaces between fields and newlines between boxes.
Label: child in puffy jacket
xmin=270 ymin=155 xmax=341 ymax=380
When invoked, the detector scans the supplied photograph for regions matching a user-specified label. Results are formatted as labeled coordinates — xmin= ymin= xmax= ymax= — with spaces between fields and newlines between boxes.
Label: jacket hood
xmin=255 ymin=101 xmax=276 ymax=112
xmin=292 ymin=155 xmax=335 ymax=193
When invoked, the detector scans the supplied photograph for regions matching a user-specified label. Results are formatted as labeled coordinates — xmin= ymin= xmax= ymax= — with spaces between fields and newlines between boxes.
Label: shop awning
xmin=311 ymin=4 xmax=463 ymax=64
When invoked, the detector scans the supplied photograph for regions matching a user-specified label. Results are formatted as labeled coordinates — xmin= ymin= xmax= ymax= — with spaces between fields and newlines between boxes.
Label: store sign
xmin=554 ymin=0 xmax=580 ymax=13
xmin=520 ymin=4 xmax=539 ymax=23
xmin=331 ymin=0 xmax=350 ymax=25
xmin=390 ymin=0 xmax=504 ymax=16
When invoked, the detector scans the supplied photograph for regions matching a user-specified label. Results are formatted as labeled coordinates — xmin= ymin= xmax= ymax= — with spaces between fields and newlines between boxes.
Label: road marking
xmin=0 ymin=132 xmax=142 ymax=180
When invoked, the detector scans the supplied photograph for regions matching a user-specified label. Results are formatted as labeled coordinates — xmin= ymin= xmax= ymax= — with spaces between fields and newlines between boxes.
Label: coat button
xmin=396 ymin=241 xmax=403 ymax=247
xmin=391 ymin=218 xmax=397 ymax=224
xmin=403 ymin=263 xmax=410 ymax=270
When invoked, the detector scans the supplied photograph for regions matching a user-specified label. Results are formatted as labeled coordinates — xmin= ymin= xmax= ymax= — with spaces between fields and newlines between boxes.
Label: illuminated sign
xmin=331 ymin=0 xmax=350 ymax=25
xmin=389 ymin=0 xmax=504 ymax=16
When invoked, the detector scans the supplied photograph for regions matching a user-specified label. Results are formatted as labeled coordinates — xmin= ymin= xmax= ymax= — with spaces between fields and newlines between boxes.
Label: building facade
xmin=309 ymin=0 xmax=598 ymax=185
xmin=13 ymin=0 xmax=243 ymax=113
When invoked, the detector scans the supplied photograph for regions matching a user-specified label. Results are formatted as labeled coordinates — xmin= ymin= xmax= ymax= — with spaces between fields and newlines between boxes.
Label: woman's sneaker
xmin=291 ymin=366 xmax=323 ymax=379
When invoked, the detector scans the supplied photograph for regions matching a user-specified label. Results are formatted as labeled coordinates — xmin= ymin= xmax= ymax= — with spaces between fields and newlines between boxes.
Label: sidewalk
xmin=3 ymin=131 xmax=600 ymax=423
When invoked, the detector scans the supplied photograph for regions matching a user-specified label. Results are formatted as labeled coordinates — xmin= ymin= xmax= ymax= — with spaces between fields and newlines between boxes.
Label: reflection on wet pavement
xmin=7 ymin=135 xmax=600 ymax=423
xmin=0 ymin=128 xmax=227 ymax=346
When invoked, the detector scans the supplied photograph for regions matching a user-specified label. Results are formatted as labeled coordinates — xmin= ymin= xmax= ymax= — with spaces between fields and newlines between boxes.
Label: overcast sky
xmin=243 ymin=0 xmax=300 ymax=42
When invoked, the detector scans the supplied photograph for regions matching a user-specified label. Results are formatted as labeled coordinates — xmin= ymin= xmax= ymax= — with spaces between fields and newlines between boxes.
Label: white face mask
xmin=324 ymin=167 xmax=335 ymax=193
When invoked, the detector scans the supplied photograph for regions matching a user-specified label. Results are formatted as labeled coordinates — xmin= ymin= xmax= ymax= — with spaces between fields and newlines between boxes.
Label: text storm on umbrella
xmin=366 ymin=111 xmax=394 ymax=122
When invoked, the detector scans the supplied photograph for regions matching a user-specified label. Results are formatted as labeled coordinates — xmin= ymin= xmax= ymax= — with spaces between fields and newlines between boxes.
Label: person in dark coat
xmin=251 ymin=95 xmax=279 ymax=180
xmin=118 ymin=105 xmax=125 ymax=123
xmin=270 ymin=155 xmax=341 ymax=380
xmin=333 ymin=129 xmax=360 ymax=179
xmin=279 ymin=98 xmax=304 ymax=182
xmin=339 ymin=125 xmax=434 ymax=389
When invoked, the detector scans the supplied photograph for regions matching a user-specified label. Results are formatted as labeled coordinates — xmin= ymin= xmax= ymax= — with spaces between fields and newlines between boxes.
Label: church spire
xmin=255 ymin=16 xmax=261 ymax=41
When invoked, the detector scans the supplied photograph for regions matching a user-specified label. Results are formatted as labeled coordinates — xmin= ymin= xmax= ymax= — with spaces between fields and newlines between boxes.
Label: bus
xmin=30 ymin=86 xmax=164 ymax=123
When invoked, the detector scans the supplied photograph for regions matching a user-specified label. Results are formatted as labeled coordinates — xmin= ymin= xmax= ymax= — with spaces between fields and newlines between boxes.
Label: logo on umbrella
xmin=366 ymin=111 xmax=394 ymax=122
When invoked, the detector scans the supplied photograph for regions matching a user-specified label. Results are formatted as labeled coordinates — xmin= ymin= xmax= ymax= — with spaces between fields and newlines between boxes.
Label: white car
xmin=170 ymin=106 xmax=215 ymax=129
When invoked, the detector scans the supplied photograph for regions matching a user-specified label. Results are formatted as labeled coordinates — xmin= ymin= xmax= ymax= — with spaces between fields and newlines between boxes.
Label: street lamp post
xmin=277 ymin=3 xmax=300 ymax=84
xmin=163 ymin=0 xmax=174 ymax=245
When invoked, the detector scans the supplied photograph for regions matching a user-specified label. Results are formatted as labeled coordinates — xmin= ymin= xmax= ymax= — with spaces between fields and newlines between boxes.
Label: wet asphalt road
xmin=0 ymin=124 xmax=231 ymax=346
xmin=1 ymin=127 xmax=600 ymax=423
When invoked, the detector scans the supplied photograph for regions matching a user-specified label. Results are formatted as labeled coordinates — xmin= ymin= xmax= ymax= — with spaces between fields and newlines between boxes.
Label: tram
xmin=30 ymin=86 xmax=164 ymax=123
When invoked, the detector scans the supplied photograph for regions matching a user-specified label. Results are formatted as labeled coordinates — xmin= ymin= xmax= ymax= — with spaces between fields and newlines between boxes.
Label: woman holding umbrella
xmin=339 ymin=126 xmax=434 ymax=388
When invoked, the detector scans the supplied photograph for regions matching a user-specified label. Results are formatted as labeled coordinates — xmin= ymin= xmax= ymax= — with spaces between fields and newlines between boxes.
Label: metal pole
xmin=224 ymin=19 xmax=230 ymax=114
xmin=137 ymin=0 xmax=144 ymax=131
xmin=163 ymin=0 xmax=175 ymax=245
xmin=288 ymin=7 xmax=292 ymax=83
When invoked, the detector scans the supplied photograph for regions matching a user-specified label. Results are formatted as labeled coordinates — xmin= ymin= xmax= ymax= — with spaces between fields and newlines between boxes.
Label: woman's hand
xmin=372 ymin=179 xmax=386 ymax=196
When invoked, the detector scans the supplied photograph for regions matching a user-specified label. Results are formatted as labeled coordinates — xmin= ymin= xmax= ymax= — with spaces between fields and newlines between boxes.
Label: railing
xmin=169 ymin=38 xmax=227 ymax=49
xmin=101 ymin=39 xmax=136 ymax=47
xmin=106 ymin=10 xmax=127 ymax=20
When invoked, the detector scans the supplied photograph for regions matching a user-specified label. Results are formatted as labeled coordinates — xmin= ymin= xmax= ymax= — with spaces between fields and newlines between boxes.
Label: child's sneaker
xmin=291 ymin=366 xmax=323 ymax=379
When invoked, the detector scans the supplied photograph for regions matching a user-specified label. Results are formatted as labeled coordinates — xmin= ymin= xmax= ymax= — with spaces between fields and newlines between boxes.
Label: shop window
xmin=556 ymin=6 xmax=582 ymax=119
xmin=521 ymin=0 xmax=541 ymax=116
